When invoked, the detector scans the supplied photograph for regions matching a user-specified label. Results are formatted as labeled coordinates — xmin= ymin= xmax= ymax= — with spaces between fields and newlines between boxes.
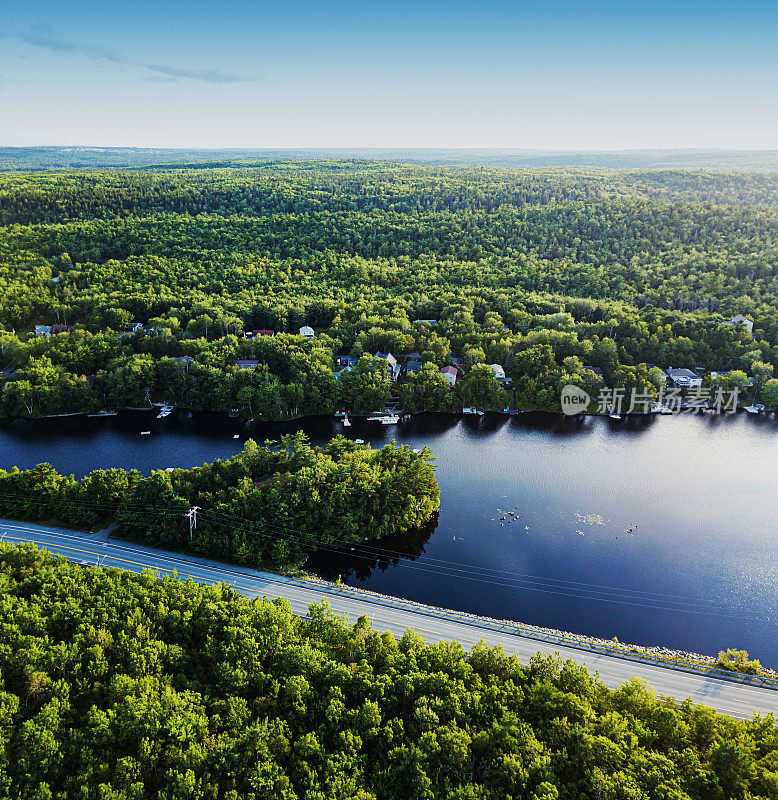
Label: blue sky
xmin=1 ymin=0 xmax=777 ymax=148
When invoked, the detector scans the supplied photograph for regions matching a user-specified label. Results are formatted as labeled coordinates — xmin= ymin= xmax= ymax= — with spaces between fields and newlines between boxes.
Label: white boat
xmin=367 ymin=412 xmax=387 ymax=422
xmin=608 ymin=413 xmax=622 ymax=420
xmin=87 ymin=409 xmax=118 ymax=418
xmin=156 ymin=404 xmax=174 ymax=419
xmin=463 ymin=407 xmax=484 ymax=416
xmin=380 ymin=413 xmax=400 ymax=425
xmin=355 ymin=438 xmax=365 ymax=444
xmin=343 ymin=413 xmax=351 ymax=427
xmin=743 ymin=404 xmax=765 ymax=414
xmin=140 ymin=430 xmax=151 ymax=435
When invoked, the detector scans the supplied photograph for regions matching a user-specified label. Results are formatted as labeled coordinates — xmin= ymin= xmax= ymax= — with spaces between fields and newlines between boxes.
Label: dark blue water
xmin=2 ymin=409 xmax=777 ymax=665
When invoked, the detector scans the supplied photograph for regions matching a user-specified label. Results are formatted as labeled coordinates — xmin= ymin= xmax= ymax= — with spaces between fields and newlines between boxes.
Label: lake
xmin=1 ymin=409 xmax=777 ymax=665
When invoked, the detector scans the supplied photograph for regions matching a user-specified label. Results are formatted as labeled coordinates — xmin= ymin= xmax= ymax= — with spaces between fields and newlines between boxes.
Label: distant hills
xmin=2 ymin=146 xmax=778 ymax=171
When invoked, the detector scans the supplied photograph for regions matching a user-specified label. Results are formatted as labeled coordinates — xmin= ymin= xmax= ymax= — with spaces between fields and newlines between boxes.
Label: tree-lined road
xmin=1 ymin=518 xmax=775 ymax=720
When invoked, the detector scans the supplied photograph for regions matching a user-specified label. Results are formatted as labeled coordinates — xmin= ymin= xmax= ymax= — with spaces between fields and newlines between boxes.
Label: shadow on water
xmin=3 ymin=408 xmax=778 ymax=665
xmin=303 ymin=516 xmax=439 ymax=582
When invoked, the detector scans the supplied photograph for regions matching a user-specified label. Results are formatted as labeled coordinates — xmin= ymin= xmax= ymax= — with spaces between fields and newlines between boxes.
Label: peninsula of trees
xmin=1 ymin=164 xmax=778 ymax=419
xmin=0 ymin=435 xmax=440 ymax=568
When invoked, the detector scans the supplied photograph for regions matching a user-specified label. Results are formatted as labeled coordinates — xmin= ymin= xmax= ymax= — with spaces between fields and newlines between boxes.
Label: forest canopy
xmin=1 ymin=163 xmax=777 ymax=418
xmin=0 ymin=544 xmax=775 ymax=800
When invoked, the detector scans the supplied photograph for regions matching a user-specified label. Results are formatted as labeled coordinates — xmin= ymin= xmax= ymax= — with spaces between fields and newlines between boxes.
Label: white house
xmin=723 ymin=315 xmax=754 ymax=339
xmin=299 ymin=326 xmax=314 ymax=338
xmin=375 ymin=352 xmax=401 ymax=381
xmin=441 ymin=366 xmax=458 ymax=387
xmin=667 ymin=367 xmax=702 ymax=388
xmin=34 ymin=325 xmax=52 ymax=337
xmin=489 ymin=364 xmax=506 ymax=380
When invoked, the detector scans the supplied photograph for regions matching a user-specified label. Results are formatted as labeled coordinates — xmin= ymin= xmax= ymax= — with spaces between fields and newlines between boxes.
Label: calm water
xmin=1 ymin=410 xmax=777 ymax=665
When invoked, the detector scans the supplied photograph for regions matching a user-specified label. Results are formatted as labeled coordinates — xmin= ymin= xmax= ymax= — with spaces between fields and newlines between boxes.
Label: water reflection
xmin=304 ymin=516 xmax=439 ymax=582
xmin=2 ymin=409 xmax=778 ymax=664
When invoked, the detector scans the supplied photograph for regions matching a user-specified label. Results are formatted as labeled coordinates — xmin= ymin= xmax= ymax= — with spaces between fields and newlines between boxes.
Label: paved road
xmin=1 ymin=519 xmax=775 ymax=720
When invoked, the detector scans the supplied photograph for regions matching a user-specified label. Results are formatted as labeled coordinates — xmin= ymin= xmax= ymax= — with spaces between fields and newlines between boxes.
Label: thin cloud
xmin=144 ymin=63 xmax=255 ymax=84
xmin=4 ymin=23 xmax=256 ymax=85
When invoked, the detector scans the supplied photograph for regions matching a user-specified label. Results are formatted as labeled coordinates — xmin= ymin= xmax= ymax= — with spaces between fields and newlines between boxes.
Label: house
xmin=489 ymin=364 xmax=506 ymax=380
xmin=235 ymin=359 xmax=260 ymax=371
xmin=129 ymin=323 xmax=144 ymax=334
xmin=245 ymin=329 xmax=274 ymax=340
xmin=723 ymin=315 xmax=754 ymax=339
xmin=334 ymin=354 xmax=359 ymax=368
xmin=711 ymin=371 xmax=755 ymax=387
xmin=405 ymin=352 xmax=421 ymax=362
xmin=448 ymin=354 xmax=464 ymax=367
xmin=34 ymin=325 xmax=52 ymax=337
xmin=667 ymin=367 xmax=702 ymax=388
xmin=171 ymin=356 xmax=195 ymax=370
xmin=375 ymin=352 xmax=401 ymax=381
xmin=416 ymin=319 xmax=438 ymax=326
xmin=583 ymin=365 xmax=604 ymax=379
xmin=405 ymin=360 xmax=423 ymax=375
xmin=299 ymin=326 xmax=314 ymax=338
xmin=441 ymin=366 xmax=458 ymax=387
xmin=50 ymin=324 xmax=72 ymax=335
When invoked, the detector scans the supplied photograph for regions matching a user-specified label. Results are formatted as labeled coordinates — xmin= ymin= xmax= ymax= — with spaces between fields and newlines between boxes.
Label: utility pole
xmin=185 ymin=506 xmax=201 ymax=542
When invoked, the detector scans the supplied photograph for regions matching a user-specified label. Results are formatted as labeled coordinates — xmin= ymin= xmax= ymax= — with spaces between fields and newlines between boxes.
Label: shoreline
xmin=2 ymin=516 xmax=775 ymax=683
xmin=6 ymin=404 xmax=776 ymax=424
xmin=300 ymin=568 xmax=778 ymax=682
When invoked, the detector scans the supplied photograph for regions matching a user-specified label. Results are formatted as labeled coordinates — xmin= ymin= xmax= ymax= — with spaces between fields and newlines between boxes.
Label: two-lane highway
xmin=1 ymin=519 xmax=775 ymax=720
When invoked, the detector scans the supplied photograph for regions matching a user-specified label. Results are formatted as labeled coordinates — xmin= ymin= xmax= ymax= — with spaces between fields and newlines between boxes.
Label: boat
xmin=343 ymin=413 xmax=351 ymax=427
xmin=608 ymin=412 xmax=622 ymax=420
xmin=380 ymin=413 xmax=400 ymax=425
xmin=156 ymin=404 xmax=174 ymax=419
xmin=355 ymin=438 xmax=365 ymax=444
xmin=743 ymin=404 xmax=765 ymax=414
xmin=87 ymin=409 xmax=118 ymax=418
xmin=462 ymin=407 xmax=484 ymax=416
xmin=140 ymin=430 xmax=151 ymax=435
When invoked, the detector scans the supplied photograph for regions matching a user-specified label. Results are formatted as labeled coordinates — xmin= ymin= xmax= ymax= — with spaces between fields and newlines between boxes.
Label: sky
xmin=1 ymin=0 xmax=777 ymax=149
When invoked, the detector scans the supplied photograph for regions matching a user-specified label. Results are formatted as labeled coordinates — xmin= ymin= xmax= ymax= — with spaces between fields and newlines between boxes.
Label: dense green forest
xmin=0 ymin=545 xmax=775 ymax=800
xmin=2 ymin=163 xmax=778 ymax=419
xmin=0 ymin=435 xmax=439 ymax=568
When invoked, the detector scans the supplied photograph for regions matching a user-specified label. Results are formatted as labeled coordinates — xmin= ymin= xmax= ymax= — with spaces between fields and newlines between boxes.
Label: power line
xmin=0 ymin=492 xmax=765 ymax=618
